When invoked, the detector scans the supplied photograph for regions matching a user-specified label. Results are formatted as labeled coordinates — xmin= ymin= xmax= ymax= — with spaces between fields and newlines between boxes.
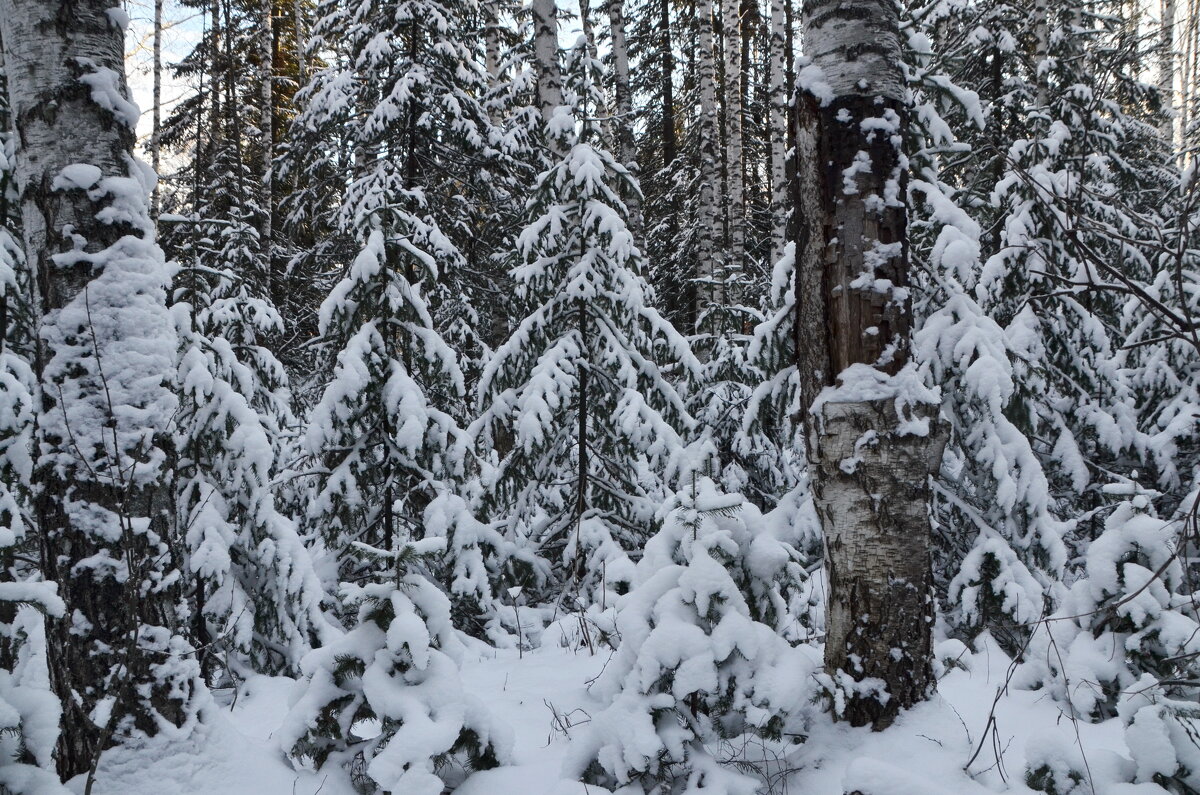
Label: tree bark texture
xmin=799 ymin=0 xmax=945 ymax=730
xmin=696 ymin=0 xmax=723 ymax=315
xmin=0 ymin=0 xmax=198 ymax=777
xmin=768 ymin=0 xmax=789 ymax=269
xmin=809 ymin=399 xmax=947 ymax=728
xmin=607 ymin=0 xmax=641 ymax=239
xmin=721 ymin=0 xmax=745 ymax=296
xmin=532 ymin=0 xmax=563 ymax=127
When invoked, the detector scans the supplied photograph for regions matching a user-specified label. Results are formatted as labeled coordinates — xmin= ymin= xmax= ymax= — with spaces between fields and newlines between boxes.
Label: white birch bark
xmin=696 ymin=0 xmax=723 ymax=313
xmin=607 ymin=0 xmax=641 ymax=238
xmin=1161 ymin=0 xmax=1176 ymax=141
xmin=532 ymin=0 xmax=563 ymax=126
xmin=721 ymin=0 xmax=745 ymax=299
xmin=260 ymin=0 xmax=274 ymax=291
xmin=484 ymin=0 xmax=503 ymax=83
xmin=768 ymin=0 xmax=788 ymax=268
xmin=0 ymin=0 xmax=200 ymax=775
xmin=152 ymin=0 xmax=163 ymax=216
xmin=1034 ymin=0 xmax=1049 ymax=108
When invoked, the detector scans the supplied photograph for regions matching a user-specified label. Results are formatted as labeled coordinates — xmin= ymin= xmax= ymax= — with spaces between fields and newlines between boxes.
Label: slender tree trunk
xmin=1034 ymin=0 xmax=1050 ymax=108
xmin=660 ymin=0 xmax=676 ymax=168
xmin=261 ymin=0 xmax=275 ymax=296
xmin=0 ymin=0 xmax=200 ymax=777
xmin=721 ymin=0 xmax=745 ymax=298
xmin=484 ymin=0 xmax=503 ymax=87
xmin=799 ymin=0 xmax=947 ymax=730
xmin=1161 ymin=0 xmax=1176 ymax=141
xmin=532 ymin=0 xmax=563 ymax=127
xmin=696 ymin=0 xmax=723 ymax=315
xmin=607 ymin=0 xmax=641 ymax=238
xmin=152 ymin=0 xmax=163 ymax=216
xmin=294 ymin=0 xmax=307 ymax=87
xmin=768 ymin=0 xmax=788 ymax=268
xmin=579 ymin=0 xmax=600 ymax=63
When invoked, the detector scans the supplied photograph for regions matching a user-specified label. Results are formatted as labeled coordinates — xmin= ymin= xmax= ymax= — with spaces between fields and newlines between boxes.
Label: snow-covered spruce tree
xmin=285 ymin=0 xmax=503 ymax=393
xmin=305 ymin=223 xmax=468 ymax=573
xmin=565 ymin=477 xmax=809 ymax=793
xmin=171 ymin=206 xmax=331 ymax=679
xmin=739 ymin=242 xmax=809 ymax=512
xmin=473 ymin=38 xmax=700 ymax=604
xmin=0 ymin=52 xmax=69 ymax=795
xmin=896 ymin=2 xmax=1068 ymax=657
xmin=970 ymin=0 xmax=1153 ymax=548
xmin=0 ymin=0 xmax=204 ymax=777
xmin=279 ymin=538 xmax=511 ymax=794
xmin=294 ymin=0 xmax=508 ymax=592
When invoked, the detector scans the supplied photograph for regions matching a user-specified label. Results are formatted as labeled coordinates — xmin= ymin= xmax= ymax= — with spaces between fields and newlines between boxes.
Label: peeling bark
xmin=799 ymin=0 xmax=945 ymax=730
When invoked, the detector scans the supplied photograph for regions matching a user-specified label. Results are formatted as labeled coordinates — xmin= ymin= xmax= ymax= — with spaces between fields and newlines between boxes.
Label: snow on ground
xmin=65 ymin=634 xmax=1170 ymax=794
xmin=66 ymin=678 xmax=357 ymax=795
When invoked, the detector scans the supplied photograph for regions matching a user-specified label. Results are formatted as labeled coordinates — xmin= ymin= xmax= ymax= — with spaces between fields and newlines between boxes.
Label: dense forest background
xmin=1 ymin=0 xmax=1200 ymax=792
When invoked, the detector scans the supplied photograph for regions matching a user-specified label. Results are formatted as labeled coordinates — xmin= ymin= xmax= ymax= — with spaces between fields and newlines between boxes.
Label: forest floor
xmin=66 ymin=635 xmax=1152 ymax=795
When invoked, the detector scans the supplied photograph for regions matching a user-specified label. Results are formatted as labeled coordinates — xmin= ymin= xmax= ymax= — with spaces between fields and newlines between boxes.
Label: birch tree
xmin=797 ymin=0 xmax=947 ymax=729
xmin=607 ymin=0 xmax=641 ymax=238
xmin=767 ymin=0 xmax=788 ymax=268
xmin=0 ymin=0 xmax=202 ymax=776
xmin=533 ymin=0 xmax=564 ymax=126
xmin=720 ymin=0 xmax=745 ymax=296
xmin=696 ymin=0 xmax=723 ymax=315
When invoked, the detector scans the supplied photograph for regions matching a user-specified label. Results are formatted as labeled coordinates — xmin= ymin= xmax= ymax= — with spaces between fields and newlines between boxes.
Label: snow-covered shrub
xmin=0 ymin=606 xmax=67 ymax=795
xmin=1017 ymin=495 xmax=1200 ymax=720
xmin=1118 ymin=673 xmax=1200 ymax=792
xmin=280 ymin=539 xmax=511 ymax=794
xmin=565 ymin=478 xmax=809 ymax=792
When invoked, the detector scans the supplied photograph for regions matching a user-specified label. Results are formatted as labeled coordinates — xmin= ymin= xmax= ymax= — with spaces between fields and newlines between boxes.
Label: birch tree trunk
xmin=721 ymin=0 xmax=745 ymax=298
xmin=1034 ymin=0 xmax=1050 ymax=108
xmin=532 ymin=0 xmax=563 ymax=127
xmin=152 ymin=0 xmax=163 ymax=216
xmin=607 ymin=0 xmax=642 ymax=238
xmin=0 ymin=0 xmax=200 ymax=776
xmin=768 ymin=0 xmax=788 ymax=269
xmin=1161 ymin=0 xmax=1176 ymax=141
xmin=260 ymin=0 xmax=274 ymax=295
xmin=799 ymin=0 xmax=947 ymax=730
xmin=696 ymin=0 xmax=724 ymax=315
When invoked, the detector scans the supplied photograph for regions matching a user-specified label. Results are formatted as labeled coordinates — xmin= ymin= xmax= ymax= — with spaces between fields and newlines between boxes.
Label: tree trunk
xmin=659 ymin=0 xmax=676 ymax=168
xmin=721 ymin=0 xmax=745 ymax=298
xmin=1034 ymin=0 xmax=1049 ymax=108
xmin=1161 ymin=0 xmax=1176 ymax=141
xmin=768 ymin=0 xmax=788 ymax=269
xmin=152 ymin=0 xmax=163 ymax=217
xmin=696 ymin=0 xmax=723 ymax=316
xmin=261 ymin=0 xmax=275 ymax=297
xmin=799 ymin=0 xmax=947 ymax=730
xmin=607 ymin=0 xmax=641 ymax=239
xmin=0 ymin=0 xmax=199 ymax=777
xmin=532 ymin=0 xmax=563 ymax=127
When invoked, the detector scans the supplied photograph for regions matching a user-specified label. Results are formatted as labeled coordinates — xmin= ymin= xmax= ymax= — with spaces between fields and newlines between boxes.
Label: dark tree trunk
xmin=797 ymin=0 xmax=947 ymax=730
xmin=0 ymin=0 xmax=199 ymax=777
